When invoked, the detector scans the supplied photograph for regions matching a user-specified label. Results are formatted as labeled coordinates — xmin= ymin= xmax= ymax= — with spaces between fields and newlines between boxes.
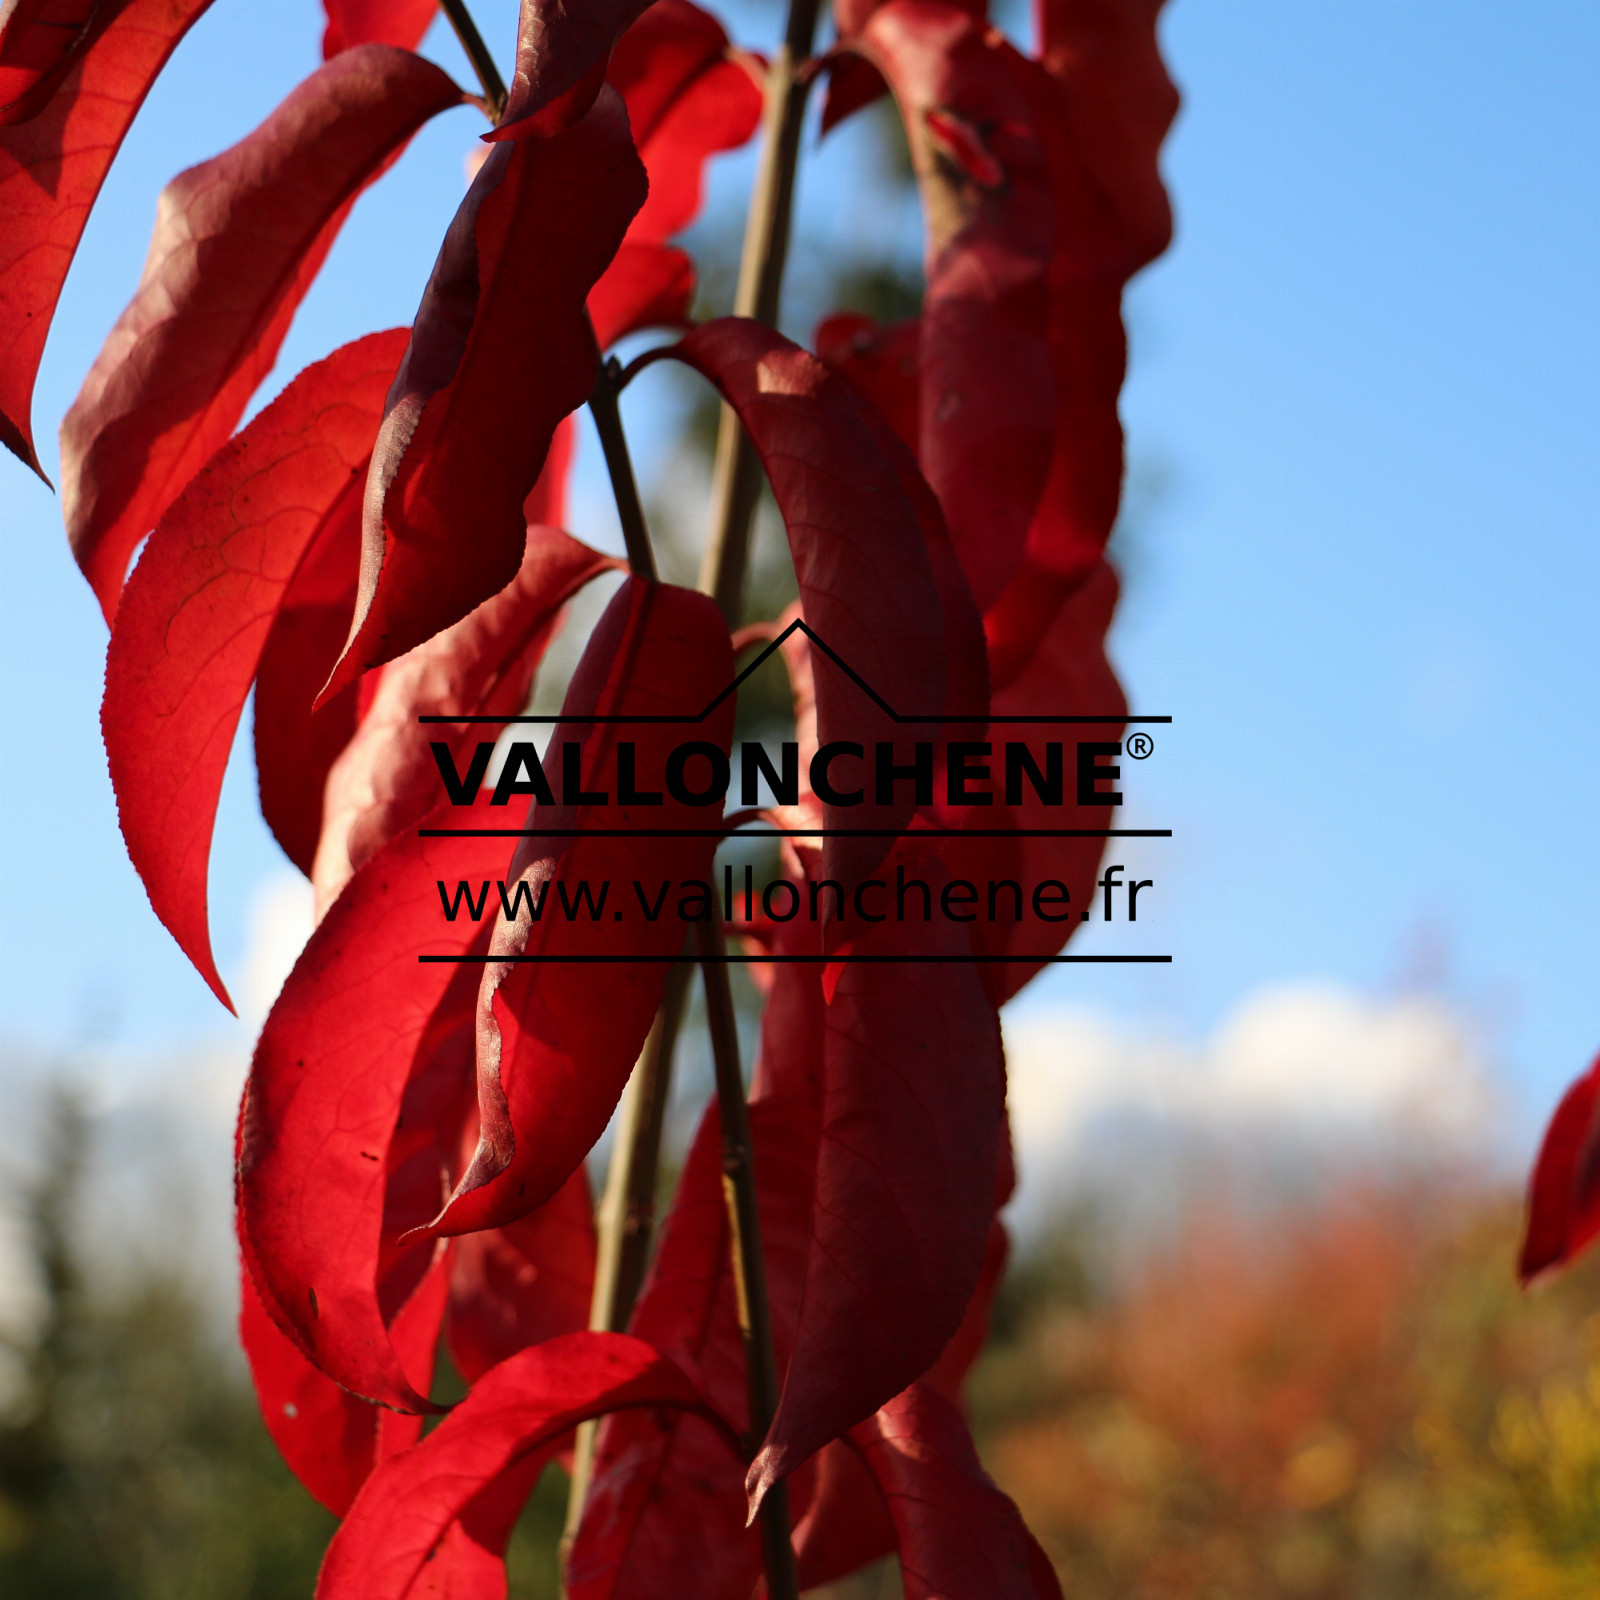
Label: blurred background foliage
xmin=2 ymin=1087 xmax=1596 ymax=1600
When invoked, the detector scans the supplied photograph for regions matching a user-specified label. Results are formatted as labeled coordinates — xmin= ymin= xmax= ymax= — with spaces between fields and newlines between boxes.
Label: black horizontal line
xmin=418 ymin=828 xmax=1172 ymax=839
xmin=417 ymin=954 xmax=1172 ymax=965
xmin=419 ymin=714 xmax=1167 ymax=725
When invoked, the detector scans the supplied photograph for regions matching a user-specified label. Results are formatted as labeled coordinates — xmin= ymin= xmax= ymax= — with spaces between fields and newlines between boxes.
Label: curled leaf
xmin=426 ymin=577 xmax=735 ymax=1238
xmin=0 ymin=0 xmax=214 ymax=476
xmin=328 ymin=87 xmax=644 ymax=695
xmin=61 ymin=44 xmax=462 ymax=619
xmin=102 ymin=329 xmax=407 ymax=1007
xmin=315 ymin=1333 xmax=726 ymax=1600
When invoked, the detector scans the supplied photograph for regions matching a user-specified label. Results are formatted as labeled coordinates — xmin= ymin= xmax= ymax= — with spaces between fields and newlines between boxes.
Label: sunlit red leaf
xmin=847 ymin=1383 xmax=1063 ymax=1600
xmin=487 ymin=0 xmax=652 ymax=143
xmin=61 ymin=44 xmax=462 ymax=621
xmin=237 ymin=790 xmax=507 ymax=1412
xmin=239 ymin=1245 xmax=447 ymax=1515
xmin=425 ymin=578 xmax=735 ymax=1237
xmin=1519 ymin=1051 xmax=1600 ymax=1283
xmin=846 ymin=2 xmax=1054 ymax=613
xmin=0 ymin=0 xmax=213 ymax=477
xmin=102 ymin=329 xmax=405 ymax=1008
xmin=0 ymin=0 xmax=119 ymax=125
xmin=585 ymin=0 xmax=762 ymax=347
xmin=315 ymin=1333 xmax=727 ymax=1600
xmin=328 ymin=88 xmax=644 ymax=695
xmin=312 ymin=524 xmax=617 ymax=915
xmin=321 ymin=0 xmax=436 ymax=59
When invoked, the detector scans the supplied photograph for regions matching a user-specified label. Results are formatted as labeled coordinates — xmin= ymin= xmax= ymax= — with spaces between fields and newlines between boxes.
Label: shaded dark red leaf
xmin=61 ymin=44 xmax=462 ymax=621
xmin=0 ymin=0 xmax=213 ymax=477
xmin=847 ymin=2 xmax=1054 ymax=613
xmin=102 ymin=329 xmax=406 ymax=1008
xmin=985 ymin=1 xmax=1176 ymax=619
xmin=847 ymin=1383 xmax=1062 ymax=1600
xmin=328 ymin=89 xmax=644 ymax=696
xmin=669 ymin=318 xmax=955 ymax=884
xmin=792 ymin=1439 xmax=895 ymax=1590
xmin=943 ymin=560 xmax=1125 ymax=1005
xmin=487 ymin=0 xmax=652 ymax=143
xmin=425 ymin=577 xmax=735 ymax=1237
xmin=315 ymin=1333 xmax=727 ymax=1600
xmin=447 ymin=1166 xmax=596 ymax=1383
xmin=237 ymin=789 xmax=508 ymax=1412
xmin=813 ymin=311 xmax=919 ymax=451
xmin=1519 ymin=1051 xmax=1600 ymax=1283
xmin=321 ymin=0 xmax=436 ymax=59
xmin=312 ymin=524 xmax=617 ymax=914
xmin=750 ymin=873 xmax=1005 ymax=1509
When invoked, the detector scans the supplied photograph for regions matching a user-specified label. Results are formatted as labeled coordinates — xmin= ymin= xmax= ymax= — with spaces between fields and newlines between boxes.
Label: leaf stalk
xmin=438 ymin=0 xmax=508 ymax=121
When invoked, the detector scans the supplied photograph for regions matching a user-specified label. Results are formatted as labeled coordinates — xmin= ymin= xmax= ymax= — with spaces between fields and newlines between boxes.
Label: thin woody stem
xmin=588 ymin=356 xmax=658 ymax=581
xmin=696 ymin=921 xmax=799 ymax=1600
xmin=696 ymin=0 xmax=824 ymax=622
xmin=438 ymin=0 xmax=509 ymax=121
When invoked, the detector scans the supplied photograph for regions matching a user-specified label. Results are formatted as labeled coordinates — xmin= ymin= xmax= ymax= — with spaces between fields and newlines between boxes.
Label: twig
xmin=438 ymin=0 xmax=508 ymax=122
xmin=588 ymin=356 xmax=659 ymax=581
xmin=696 ymin=920 xmax=799 ymax=1598
xmin=697 ymin=0 xmax=824 ymax=622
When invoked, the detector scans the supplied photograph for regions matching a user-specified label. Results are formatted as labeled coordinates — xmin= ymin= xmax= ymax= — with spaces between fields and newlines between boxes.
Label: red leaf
xmin=102 ymin=329 xmax=406 ymax=1008
xmin=328 ymin=89 xmax=645 ymax=696
xmin=813 ymin=312 xmax=920 ymax=451
xmin=237 ymin=789 xmax=509 ymax=1411
xmin=584 ymin=1 xmax=762 ymax=347
xmin=668 ymin=318 xmax=958 ymax=884
xmin=321 ymin=0 xmax=436 ymax=59
xmin=943 ymin=561 xmax=1125 ymax=1005
xmin=848 ymin=3 xmax=1054 ymax=612
xmin=239 ymin=1244 xmax=447 ymax=1515
xmin=425 ymin=577 xmax=735 ymax=1238
xmin=253 ymin=498 xmax=366 ymax=877
xmin=61 ymin=45 xmax=462 ymax=621
xmin=0 ymin=0 xmax=122 ymax=125
xmin=609 ymin=0 xmax=760 ymax=246
xmin=793 ymin=1439 xmax=895 ymax=1590
xmin=487 ymin=0 xmax=652 ymax=143
xmin=0 ymin=0 xmax=214 ymax=477
xmin=315 ymin=1333 xmax=726 ymax=1600
xmin=1519 ymin=1052 xmax=1600 ymax=1283
xmin=254 ymin=419 xmax=576 ymax=879
xmin=750 ymin=873 xmax=1005 ymax=1510
xmin=568 ymin=1088 xmax=817 ymax=1600
xmin=847 ymin=1383 xmax=1061 ymax=1600
xmin=312 ymin=525 xmax=617 ymax=914
xmin=990 ymin=3 xmax=1177 ymax=608
xmin=447 ymin=1167 xmax=596 ymax=1383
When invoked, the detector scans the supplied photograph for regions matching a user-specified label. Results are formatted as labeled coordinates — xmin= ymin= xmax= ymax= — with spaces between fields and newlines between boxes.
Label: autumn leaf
xmin=327 ymin=87 xmax=644 ymax=696
xmin=320 ymin=0 xmax=437 ymax=59
xmin=315 ymin=1333 xmax=730 ymax=1600
xmin=0 ymin=0 xmax=214 ymax=477
xmin=61 ymin=44 xmax=462 ymax=620
xmin=102 ymin=329 xmax=406 ymax=1008
xmin=425 ymin=577 xmax=736 ymax=1238
xmin=1519 ymin=1051 xmax=1600 ymax=1283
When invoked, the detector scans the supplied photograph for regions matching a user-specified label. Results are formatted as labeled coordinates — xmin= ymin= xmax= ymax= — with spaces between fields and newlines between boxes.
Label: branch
xmin=588 ymin=356 xmax=658 ymax=580
xmin=438 ymin=0 xmax=508 ymax=122
xmin=696 ymin=0 xmax=823 ymax=622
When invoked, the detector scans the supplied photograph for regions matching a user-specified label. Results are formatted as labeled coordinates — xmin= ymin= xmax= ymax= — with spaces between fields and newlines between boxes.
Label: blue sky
xmin=1 ymin=1 xmax=1594 ymax=1144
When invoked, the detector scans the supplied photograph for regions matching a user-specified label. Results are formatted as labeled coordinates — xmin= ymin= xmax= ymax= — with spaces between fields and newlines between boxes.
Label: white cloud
xmin=1002 ymin=981 xmax=1498 ymax=1238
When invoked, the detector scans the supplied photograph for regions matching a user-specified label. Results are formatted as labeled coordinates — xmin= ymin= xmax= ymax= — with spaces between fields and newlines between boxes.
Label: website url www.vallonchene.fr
xmin=438 ymin=863 xmax=1156 ymax=928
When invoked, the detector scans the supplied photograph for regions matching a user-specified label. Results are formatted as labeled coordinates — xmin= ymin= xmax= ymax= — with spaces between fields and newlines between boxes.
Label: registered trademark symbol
xmin=1127 ymin=732 xmax=1154 ymax=759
